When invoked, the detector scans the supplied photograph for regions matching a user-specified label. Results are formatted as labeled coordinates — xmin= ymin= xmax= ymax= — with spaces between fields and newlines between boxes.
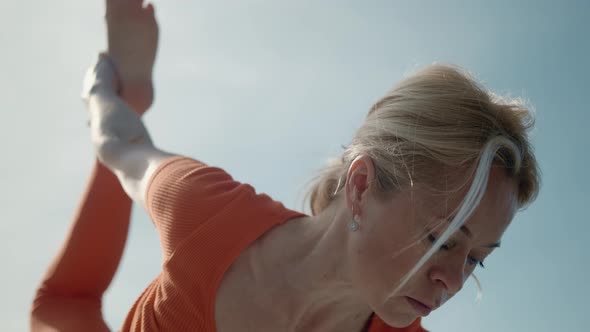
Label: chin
xmin=375 ymin=310 xmax=418 ymax=328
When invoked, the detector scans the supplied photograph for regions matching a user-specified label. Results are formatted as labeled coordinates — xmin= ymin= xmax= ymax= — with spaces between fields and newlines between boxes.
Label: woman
xmin=31 ymin=0 xmax=540 ymax=331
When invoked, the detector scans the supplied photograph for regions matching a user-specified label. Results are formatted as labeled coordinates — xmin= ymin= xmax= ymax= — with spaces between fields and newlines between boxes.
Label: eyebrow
xmin=459 ymin=225 xmax=501 ymax=249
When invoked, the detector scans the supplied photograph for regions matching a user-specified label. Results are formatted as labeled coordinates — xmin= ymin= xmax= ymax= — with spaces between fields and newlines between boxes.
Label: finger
xmin=105 ymin=0 xmax=125 ymax=19
xmin=107 ymin=0 xmax=142 ymax=12
xmin=144 ymin=3 xmax=155 ymax=16
xmin=106 ymin=0 xmax=122 ymax=10
xmin=132 ymin=0 xmax=144 ymax=9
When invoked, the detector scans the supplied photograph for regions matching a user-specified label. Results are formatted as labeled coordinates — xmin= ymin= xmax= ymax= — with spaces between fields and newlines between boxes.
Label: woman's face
xmin=346 ymin=162 xmax=518 ymax=328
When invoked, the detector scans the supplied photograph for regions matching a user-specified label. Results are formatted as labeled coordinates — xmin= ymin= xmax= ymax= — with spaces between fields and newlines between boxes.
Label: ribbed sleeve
xmin=145 ymin=157 xmax=243 ymax=258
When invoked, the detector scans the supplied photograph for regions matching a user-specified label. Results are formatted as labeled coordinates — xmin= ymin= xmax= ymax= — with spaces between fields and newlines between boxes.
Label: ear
xmin=345 ymin=155 xmax=376 ymax=217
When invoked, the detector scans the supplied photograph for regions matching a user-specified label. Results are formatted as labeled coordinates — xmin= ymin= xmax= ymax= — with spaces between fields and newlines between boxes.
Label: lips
xmin=406 ymin=297 xmax=434 ymax=316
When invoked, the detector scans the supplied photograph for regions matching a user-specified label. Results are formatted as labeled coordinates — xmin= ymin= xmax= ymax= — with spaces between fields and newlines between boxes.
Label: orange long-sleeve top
xmin=31 ymin=161 xmax=133 ymax=332
xmin=120 ymin=156 xmax=427 ymax=332
xmin=32 ymin=155 xmax=426 ymax=332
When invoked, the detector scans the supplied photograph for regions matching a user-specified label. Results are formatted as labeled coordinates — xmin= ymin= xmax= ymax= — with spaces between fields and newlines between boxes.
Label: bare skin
xmin=105 ymin=0 xmax=158 ymax=114
xmin=30 ymin=2 xmax=157 ymax=331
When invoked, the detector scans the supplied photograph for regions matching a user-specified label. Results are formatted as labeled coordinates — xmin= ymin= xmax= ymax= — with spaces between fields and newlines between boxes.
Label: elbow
xmin=29 ymin=284 xmax=57 ymax=330
xmin=29 ymin=288 xmax=106 ymax=332
xmin=30 ymin=285 xmax=47 ymax=319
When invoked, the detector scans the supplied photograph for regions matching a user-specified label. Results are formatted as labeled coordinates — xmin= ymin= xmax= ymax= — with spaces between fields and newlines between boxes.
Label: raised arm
xmin=30 ymin=1 xmax=166 ymax=331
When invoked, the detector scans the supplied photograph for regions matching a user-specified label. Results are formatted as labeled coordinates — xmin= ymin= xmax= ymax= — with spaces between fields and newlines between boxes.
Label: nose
xmin=428 ymin=256 xmax=467 ymax=295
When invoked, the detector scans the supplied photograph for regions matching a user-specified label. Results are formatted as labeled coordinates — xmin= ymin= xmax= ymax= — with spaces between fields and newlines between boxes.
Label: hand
xmin=81 ymin=53 xmax=120 ymax=103
xmin=105 ymin=0 xmax=159 ymax=114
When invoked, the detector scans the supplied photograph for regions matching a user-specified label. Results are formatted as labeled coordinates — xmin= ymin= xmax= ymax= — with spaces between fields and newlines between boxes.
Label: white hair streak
xmin=385 ymin=136 xmax=519 ymax=302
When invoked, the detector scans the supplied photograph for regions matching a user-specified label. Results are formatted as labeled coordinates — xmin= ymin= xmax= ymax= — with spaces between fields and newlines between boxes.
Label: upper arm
xmin=100 ymin=140 xmax=245 ymax=257
xmin=97 ymin=140 xmax=176 ymax=208
xmin=143 ymin=157 xmax=244 ymax=257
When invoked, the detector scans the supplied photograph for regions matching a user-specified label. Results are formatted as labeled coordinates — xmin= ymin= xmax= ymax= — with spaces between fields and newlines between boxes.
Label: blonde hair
xmin=306 ymin=64 xmax=541 ymax=299
xmin=308 ymin=64 xmax=539 ymax=214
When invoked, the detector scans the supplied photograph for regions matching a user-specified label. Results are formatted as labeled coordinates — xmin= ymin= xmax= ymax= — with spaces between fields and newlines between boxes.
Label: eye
xmin=428 ymin=234 xmax=486 ymax=269
xmin=427 ymin=234 xmax=453 ymax=251
xmin=467 ymin=256 xmax=486 ymax=269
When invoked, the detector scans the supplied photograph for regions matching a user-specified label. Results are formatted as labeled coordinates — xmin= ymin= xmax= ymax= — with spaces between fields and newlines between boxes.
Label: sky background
xmin=1 ymin=0 xmax=588 ymax=331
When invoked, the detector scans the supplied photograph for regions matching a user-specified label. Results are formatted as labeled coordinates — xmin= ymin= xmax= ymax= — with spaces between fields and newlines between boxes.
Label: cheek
xmin=350 ymin=242 xmax=432 ymax=328
xmin=349 ymin=232 xmax=428 ymax=306
xmin=351 ymin=196 xmax=436 ymax=306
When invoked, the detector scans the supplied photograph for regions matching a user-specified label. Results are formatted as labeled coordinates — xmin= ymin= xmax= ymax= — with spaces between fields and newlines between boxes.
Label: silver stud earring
xmin=348 ymin=213 xmax=360 ymax=232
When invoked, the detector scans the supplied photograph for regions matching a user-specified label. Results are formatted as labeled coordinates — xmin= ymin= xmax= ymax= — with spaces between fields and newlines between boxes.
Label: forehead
xmin=372 ymin=166 xmax=519 ymax=245
xmin=431 ymin=166 xmax=519 ymax=240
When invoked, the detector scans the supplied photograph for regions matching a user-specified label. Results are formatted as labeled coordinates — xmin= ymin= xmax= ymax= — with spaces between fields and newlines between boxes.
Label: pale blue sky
xmin=1 ymin=0 xmax=588 ymax=331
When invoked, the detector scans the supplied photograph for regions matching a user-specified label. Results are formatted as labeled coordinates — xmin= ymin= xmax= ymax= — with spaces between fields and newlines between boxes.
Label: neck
xmin=252 ymin=198 xmax=373 ymax=331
